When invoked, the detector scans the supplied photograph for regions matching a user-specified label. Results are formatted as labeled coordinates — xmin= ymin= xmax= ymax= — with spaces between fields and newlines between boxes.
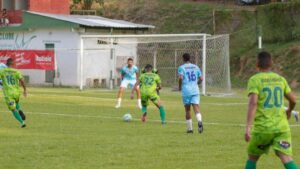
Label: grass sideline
xmin=0 ymin=87 xmax=299 ymax=169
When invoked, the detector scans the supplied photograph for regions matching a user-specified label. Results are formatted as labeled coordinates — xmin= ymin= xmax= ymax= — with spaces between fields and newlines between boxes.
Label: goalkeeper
xmin=132 ymin=64 xmax=166 ymax=124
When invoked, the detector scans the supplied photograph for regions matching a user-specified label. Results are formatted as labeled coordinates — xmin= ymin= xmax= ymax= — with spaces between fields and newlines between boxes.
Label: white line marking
xmin=25 ymin=112 xmax=300 ymax=128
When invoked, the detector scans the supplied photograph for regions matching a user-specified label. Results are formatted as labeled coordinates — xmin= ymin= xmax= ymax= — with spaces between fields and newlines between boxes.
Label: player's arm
xmin=245 ymin=93 xmax=258 ymax=142
xmin=284 ymin=92 xmax=296 ymax=119
xmin=198 ymin=76 xmax=203 ymax=85
xmin=20 ymin=78 xmax=27 ymax=97
xmin=178 ymin=75 xmax=183 ymax=91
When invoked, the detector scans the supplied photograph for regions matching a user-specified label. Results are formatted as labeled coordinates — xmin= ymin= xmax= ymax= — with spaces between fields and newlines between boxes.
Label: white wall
xmin=0 ymin=28 xmax=80 ymax=86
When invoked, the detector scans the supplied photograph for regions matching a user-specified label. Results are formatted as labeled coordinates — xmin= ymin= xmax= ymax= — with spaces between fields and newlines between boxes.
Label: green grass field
xmin=0 ymin=87 xmax=299 ymax=169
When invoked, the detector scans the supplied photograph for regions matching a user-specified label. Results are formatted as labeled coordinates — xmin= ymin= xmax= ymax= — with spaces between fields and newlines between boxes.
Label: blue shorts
xmin=182 ymin=95 xmax=200 ymax=105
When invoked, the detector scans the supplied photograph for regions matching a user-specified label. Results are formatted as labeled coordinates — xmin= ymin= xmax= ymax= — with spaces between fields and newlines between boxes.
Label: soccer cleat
xmin=294 ymin=111 xmax=299 ymax=122
xmin=186 ymin=130 xmax=193 ymax=134
xmin=21 ymin=124 xmax=26 ymax=128
xmin=198 ymin=121 xmax=204 ymax=133
xmin=141 ymin=114 xmax=147 ymax=122
xmin=19 ymin=110 xmax=26 ymax=121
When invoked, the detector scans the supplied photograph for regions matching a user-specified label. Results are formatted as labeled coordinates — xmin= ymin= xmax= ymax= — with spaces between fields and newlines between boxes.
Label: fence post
xmin=79 ymin=37 xmax=84 ymax=91
xmin=202 ymin=34 xmax=207 ymax=96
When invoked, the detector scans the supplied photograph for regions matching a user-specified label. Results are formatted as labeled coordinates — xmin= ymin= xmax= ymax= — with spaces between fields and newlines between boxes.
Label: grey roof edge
xmin=26 ymin=11 xmax=155 ymax=29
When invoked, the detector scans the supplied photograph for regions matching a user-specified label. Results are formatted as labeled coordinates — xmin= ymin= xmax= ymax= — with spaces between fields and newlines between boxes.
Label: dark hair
xmin=257 ymin=51 xmax=272 ymax=69
xmin=127 ymin=58 xmax=133 ymax=62
xmin=6 ymin=58 xmax=13 ymax=66
xmin=182 ymin=53 xmax=190 ymax=62
xmin=144 ymin=64 xmax=153 ymax=72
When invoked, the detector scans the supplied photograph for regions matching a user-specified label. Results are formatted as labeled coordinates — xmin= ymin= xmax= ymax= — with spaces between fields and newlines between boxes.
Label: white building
xmin=0 ymin=11 xmax=154 ymax=87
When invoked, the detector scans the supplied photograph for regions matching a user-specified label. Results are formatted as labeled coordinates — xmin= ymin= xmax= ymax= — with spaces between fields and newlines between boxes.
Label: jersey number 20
xmin=263 ymin=87 xmax=283 ymax=108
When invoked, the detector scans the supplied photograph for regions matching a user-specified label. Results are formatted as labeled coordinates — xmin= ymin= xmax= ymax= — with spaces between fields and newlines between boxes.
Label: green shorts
xmin=141 ymin=92 xmax=160 ymax=107
xmin=248 ymin=131 xmax=292 ymax=156
xmin=4 ymin=94 xmax=20 ymax=111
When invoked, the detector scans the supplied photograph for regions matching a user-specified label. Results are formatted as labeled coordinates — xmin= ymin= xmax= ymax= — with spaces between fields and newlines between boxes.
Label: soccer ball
xmin=123 ymin=113 xmax=132 ymax=122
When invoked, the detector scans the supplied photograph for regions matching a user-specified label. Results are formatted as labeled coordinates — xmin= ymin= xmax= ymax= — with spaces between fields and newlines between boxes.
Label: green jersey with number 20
xmin=247 ymin=72 xmax=291 ymax=133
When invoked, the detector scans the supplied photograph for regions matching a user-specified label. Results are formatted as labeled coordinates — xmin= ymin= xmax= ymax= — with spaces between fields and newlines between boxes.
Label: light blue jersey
xmin=178 ymin=63 xmax=202 ymax=96
xmin=121 ymin=65 xmax=139 ymax=80
xmin=0 ymin=63 xmax=7 ymax=88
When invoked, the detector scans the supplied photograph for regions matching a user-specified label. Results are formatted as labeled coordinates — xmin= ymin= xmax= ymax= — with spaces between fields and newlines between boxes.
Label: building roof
xmin=27 ymin=11 xmax=155 ymax=29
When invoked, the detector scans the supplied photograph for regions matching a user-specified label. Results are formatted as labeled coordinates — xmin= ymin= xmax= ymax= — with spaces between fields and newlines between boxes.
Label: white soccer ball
xmin=123 ymin=113 xmax=132 ymax=122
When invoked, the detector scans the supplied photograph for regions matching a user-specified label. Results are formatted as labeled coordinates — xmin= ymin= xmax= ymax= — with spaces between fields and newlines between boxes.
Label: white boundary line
xmin=25 ymin=112 xmax=300 ymax=128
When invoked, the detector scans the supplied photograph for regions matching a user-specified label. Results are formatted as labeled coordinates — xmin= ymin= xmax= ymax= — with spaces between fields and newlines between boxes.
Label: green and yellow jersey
xmin=0 ymin=68 xmax=23 ymax=97
xmin=139 ymin=72 xmax=161 ymax=95
xmin=247 ymin=72 xmax=291 ymax=133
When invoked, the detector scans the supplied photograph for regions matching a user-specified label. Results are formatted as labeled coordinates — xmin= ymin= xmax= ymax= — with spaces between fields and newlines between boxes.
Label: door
xmin=45 ymin=43 xmax=55 ymax=83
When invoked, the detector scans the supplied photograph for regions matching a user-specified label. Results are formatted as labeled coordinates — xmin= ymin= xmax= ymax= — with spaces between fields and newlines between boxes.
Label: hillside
xmin=73 ymin=0 xmax=300 ymax=88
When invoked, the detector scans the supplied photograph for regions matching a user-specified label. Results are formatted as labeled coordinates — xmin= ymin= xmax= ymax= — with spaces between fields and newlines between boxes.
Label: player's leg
xmin=16 ymin=98 xmax=26 ymax=120
xmin=191 ymin=94 xmax=203 ymax=133
xmin=5 ymin=97 xmax=25 ymax=128
xmin=276 ymin=152 xmax=298 ymax=169
xmin=245 ymin=132 xmax=273 ymax=169
xmin=182 ymin=95 xmax=193 ymax=133
xmin=141 ymin=94 xmax=149 ymax=122
xmin=273 ymin=132 xmax=298 ymax=169
xmin=134 ymin=84 xmax=142 ymax=109
xmin=151 ymin=97 xmax=166 ymax=124
xmin=245 ymin=155 xmax=260 ymax=169
xmin=185 ymin=105 xmax=193 ymax=133
xmin=115 ymin=80 xmax=127 ymax=108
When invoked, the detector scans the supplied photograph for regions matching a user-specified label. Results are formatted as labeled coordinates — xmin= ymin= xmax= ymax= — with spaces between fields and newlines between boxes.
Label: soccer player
xmin=178 ymin=53 xmax=203 ymax=134
xmin=244 ymin=51 xmax=298 ymax=169
xmin=0 ymin=58 xmax=27 ymax=128
xmin=141 ymin=66 xmax=159 ymax=95
xmin=115 ymin=58 xmax=142 ymax=109
xmin=132 ymin=64 xmax=166 ymax=124
xmin=0 ymin=62 xmax=7 ymax=88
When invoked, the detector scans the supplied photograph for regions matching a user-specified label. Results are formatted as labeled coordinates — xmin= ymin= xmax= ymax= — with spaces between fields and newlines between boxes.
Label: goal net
xmin=80 ymin=34 xmax=231 ymax=95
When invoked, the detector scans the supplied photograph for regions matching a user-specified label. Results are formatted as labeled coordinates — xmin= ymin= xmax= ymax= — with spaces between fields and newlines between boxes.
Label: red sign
xmin=0 ymin=50 xmax=55 ymax=70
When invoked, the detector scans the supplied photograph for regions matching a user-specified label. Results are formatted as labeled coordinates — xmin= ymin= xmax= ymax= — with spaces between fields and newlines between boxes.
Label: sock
xmin=284 ymin=161 xmax=298 ymax=169
xmin=196 ymin=112 xmax=202 ymax=122
xmin=12 ymin=110 xmax=24 ymax=125
xmin=16 ymin=103 xmax=20 ymax=110
xmin=138 ymin=99 xmax=142 ymax=108
xmin=245 ymin=160 xmax=256 ymax=169
xmin=186 ymin=119 xmax=192 ymax=131
xmin=292 ymin=110 xmax=298 ymax=116
xmin=116 ymin=98 xmax=121 ymax=106
xmin=142 ymin=106 xmax=147 ymax=113
xmin=159 ymin=106 xmax=166 ymax=122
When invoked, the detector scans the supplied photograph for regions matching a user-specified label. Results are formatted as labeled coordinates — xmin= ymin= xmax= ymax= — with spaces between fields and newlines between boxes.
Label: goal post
xmin=79 ymin=34 xmax=231 ymax=95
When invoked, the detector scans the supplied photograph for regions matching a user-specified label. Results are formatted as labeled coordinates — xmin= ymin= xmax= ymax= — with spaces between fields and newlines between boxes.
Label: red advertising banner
xmin=0 ymin=50 xmax=55 ymax=70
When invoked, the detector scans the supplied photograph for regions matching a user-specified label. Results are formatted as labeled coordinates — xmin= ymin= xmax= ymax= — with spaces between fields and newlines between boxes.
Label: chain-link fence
xmin=80 ymin=34 xmax=231 ymax=95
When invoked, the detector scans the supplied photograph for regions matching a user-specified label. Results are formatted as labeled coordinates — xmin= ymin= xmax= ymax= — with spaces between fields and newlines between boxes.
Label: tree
xmin=72 ymin=0 xmax=104 ymax=10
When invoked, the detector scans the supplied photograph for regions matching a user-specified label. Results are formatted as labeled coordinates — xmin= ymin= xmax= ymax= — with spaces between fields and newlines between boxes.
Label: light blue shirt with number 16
xmin=178 ymin=63 xmax=202 ymax=96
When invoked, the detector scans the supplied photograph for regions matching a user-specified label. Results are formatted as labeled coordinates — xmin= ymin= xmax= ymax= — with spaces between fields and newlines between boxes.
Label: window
xmin=15 ymin=0 xmax=28 ymax=10
xmin=2 ymin=0 xmax=13 ymax=10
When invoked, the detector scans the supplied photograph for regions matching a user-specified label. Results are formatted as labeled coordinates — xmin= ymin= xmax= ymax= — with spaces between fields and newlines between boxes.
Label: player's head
xmin=144 ymin=64 xmax=153 ymax=72
xmin=127 ymin=58 xmax=133 ymax=67
xmin=6 ymin=58 xmax=14 ymax=67
xmin=257 ymin=51 xmax=272 ymax=70
xmin=182 ymin=53 xmax=190 ymax=62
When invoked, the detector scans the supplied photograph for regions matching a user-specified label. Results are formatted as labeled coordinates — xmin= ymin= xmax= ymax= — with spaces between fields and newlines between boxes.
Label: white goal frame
xmin=79 ymin=33 xmax=230 ymax=96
